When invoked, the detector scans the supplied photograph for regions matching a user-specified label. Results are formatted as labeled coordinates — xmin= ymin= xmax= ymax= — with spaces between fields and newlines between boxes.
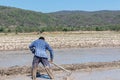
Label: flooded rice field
xmin=0 ymin=47 xmax=120 ymax=68
xmin=0 ymin=47 xmax=120 ymax=80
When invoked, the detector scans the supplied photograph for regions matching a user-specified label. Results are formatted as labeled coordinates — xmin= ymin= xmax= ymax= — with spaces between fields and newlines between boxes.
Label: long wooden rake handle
xmin=52 ymin=62 xmax=71 ymax=74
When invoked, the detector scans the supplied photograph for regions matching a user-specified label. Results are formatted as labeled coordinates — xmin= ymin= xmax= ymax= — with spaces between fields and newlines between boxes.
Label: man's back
xmin=29 ymin=39 xmax=53 ymax=59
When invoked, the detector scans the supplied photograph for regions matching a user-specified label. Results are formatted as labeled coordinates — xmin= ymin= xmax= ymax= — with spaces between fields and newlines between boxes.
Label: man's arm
xmin=29 ymin=41 xmax=35 ymax=54
xmin=46 ymin=43 xmax=54 ymax=62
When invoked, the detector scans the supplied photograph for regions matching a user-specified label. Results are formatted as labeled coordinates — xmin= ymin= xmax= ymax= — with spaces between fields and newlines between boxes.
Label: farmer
xmin=29 ymin=36 xmax=54 ymax=80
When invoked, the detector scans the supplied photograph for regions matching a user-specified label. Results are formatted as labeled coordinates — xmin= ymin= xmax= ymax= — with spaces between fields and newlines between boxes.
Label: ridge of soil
xmin=0 ymin=61 xmax=120 ymax=76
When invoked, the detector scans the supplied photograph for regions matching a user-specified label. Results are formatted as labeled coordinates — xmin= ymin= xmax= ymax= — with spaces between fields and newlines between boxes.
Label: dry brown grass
xmin=0 ymin=31 xmax=120 ymax=50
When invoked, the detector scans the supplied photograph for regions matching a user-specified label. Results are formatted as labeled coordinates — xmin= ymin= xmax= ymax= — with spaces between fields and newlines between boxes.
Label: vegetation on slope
xmin=0 ymin=6 xmax=120 ymax=33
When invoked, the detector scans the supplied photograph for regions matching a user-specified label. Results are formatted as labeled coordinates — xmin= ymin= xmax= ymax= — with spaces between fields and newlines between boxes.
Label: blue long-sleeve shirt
xmin=29 ymin=39 xmax=54 ymax=60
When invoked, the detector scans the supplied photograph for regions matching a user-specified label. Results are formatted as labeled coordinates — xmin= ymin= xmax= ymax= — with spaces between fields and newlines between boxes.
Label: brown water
xmin=73 ymin=69 xmax=120 ymax=80
xmin=0 ymin=47 xmax=120 ymax=68
xmin=1 ymin=68 xmax=120 ymax=80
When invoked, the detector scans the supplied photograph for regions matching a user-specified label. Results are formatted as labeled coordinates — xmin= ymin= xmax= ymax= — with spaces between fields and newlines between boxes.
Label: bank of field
xmin=0 ymin=31 xmax=120 ymax=50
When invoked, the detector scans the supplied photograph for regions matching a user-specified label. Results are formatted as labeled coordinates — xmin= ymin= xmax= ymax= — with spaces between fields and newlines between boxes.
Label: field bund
xmin=0 ymin=61 xmax=120 ymax=76
xmin=0 ymin=31 xmax=120 ymax=50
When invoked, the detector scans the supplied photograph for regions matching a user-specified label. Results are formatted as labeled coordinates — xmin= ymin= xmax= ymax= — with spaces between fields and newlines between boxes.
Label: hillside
xmin=0 ymin=6 xmax=56 ymax=32
xmin=49 ymin=10 xmax=120 ymax=27
xmin=0 ymin=6 xmax=120 ymax=32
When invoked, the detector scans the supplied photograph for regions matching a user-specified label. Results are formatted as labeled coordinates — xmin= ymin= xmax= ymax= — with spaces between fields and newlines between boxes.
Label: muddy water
xmin=1 ymin=68 xmax=120 ymax=80
xmin=72 ymin=69 xmax=120 ymax=80
xmin=0 ymin=48 xmax=120 ymax=68
xmin=54 ymin=47 xmax=120 ymax=64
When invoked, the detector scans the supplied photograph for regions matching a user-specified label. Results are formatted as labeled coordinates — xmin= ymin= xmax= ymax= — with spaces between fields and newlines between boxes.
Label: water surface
xmin=0 ymin=48 xmax=120 ymax=68
xmin=73 ymin=69 xmax=120 ymax=80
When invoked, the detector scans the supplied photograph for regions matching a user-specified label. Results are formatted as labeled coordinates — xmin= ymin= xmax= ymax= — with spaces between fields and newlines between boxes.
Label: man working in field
xmin=29 ymin=36 xmax=54 ymax=80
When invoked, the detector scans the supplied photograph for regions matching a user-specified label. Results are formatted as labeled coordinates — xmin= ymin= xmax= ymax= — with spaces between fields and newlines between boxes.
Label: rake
xmin=52 ymin=62 xmax=71 ymax=74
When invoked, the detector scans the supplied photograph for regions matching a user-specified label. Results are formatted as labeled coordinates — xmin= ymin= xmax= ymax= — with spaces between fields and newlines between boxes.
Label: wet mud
xmin=0 ymin=61 xmax=120 ymax=80
xmin=0 ymin=61 xmax=120 ymax=76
